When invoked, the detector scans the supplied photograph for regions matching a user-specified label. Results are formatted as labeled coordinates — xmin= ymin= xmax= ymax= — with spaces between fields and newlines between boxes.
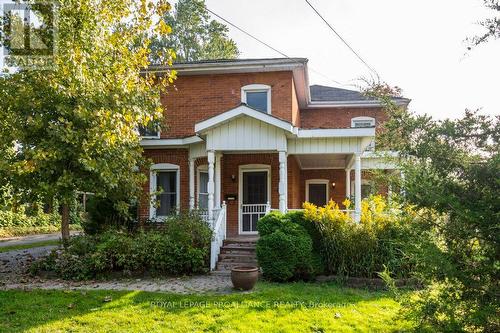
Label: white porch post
xmin=215 ymin=153 xmax=222 ymax=208
xmin=354 ymin=153 xmax=362 ymax=223
xmin=189 ymin=158 xmax=195 ymax=210
xmin=207 ymin=151 xmax=215 ymax=223
xmin=345 ymin=169 xmax=351 ymax=199
xmin=278 ymin=151 xmax=287 ymax=213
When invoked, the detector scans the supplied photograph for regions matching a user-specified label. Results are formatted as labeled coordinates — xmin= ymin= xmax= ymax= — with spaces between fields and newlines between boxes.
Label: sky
xmin=205 ymin=0 xmax=500 ymax=119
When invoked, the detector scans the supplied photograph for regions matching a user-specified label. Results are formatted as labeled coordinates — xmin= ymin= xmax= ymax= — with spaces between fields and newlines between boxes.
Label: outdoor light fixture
xmin=332 ymin=182 xmax=336 ymax=188
xmin=231 ymin=174 xmax=236 ymax=182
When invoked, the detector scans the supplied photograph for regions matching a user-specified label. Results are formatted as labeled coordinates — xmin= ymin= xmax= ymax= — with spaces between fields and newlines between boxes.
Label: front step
xmin=213 ymin=237 xmax=259 ymax=273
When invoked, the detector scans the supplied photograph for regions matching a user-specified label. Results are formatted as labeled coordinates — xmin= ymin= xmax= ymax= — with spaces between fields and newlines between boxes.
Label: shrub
xmin=256 ymin=212 xmax=316 ymax=281
xmin=303 ymin=196 xmax=415 ymax=279
xmin=83 ymin=196 xmax=137 ymax=235
xmin=31 ymin=211 xmax=212 ymax=280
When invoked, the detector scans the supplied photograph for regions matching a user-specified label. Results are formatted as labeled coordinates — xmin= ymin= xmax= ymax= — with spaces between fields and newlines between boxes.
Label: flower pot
xmin=231 ymin=266 xmax=259 ymax=290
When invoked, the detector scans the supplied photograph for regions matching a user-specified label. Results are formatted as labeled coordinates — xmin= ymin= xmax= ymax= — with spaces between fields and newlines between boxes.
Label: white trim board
xmin=149 ymin=163 xmax=180 ymax=220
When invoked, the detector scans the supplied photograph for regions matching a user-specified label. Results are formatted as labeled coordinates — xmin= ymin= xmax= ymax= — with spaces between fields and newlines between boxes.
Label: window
xmin=150 ymin=163 xmax=180 ymax=219
xmin=241 ymin=84 xmax=271 ymax=113
xmin=139 ymin=121 xmax=160 ymax=138
xmin=197 ymin=167 xmax=208 ymax=210
xmin=350 ymin=179 xmax=373 ymax=200
xmin=351 ymin=116 xmax=375 ymax=128
xmin=156 ymin=171 xmax=177 ymax=216
xmin=305 ymin=179 xmax=329 ymax=207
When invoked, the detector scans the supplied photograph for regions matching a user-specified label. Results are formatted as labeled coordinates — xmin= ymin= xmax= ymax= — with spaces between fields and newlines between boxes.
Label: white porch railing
xmin=210 ymin=202 xmax=226 ymax=270
xmin=241 ymin=202 xmax=270 ymax=228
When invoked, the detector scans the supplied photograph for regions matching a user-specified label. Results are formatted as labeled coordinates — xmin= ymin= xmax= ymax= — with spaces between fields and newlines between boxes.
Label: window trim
xmin=138 ymin=122 xmax=161 ymax=139
xmin=196 ymin=165 xmax=208 ymax=209
xmin=305 ymin=179 xmax=330 ymax=206
xmin=350 ymin=179 xmax=372 ymax=199
xmin=351 ymin=116 xmax=375 ymax=128
xmin=149 ymin=163 xmax=180 ymax=220
xmin=241 ymin=84 xmax=272 ymax=114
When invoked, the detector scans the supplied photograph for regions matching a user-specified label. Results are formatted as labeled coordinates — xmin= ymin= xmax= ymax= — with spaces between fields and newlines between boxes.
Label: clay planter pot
xmin=231 ymin=266 xmax=259 ymax=290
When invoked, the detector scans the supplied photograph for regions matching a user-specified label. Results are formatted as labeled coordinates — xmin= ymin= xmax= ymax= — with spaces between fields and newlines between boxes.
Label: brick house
xmin=139 ymin=58 xmax=409 ymax=270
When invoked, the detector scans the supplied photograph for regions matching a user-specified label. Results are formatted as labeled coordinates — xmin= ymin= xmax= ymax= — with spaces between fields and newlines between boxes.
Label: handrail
xmin=210 ymin=202 xmax=226 ymax=271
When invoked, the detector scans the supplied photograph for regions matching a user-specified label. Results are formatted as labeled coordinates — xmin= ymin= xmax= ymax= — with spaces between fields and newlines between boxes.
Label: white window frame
xmin=238 ymin=164 xmax=271 ymax=235
xmin=305 ymin=179 xmax=330 ymax=206
xmin=241 ymin=84 xmax=272 ymax=114
xmin=196 ymin=165 xmax=208 ymax=209
xmin=149 ymin=163 xmax=180 ymax=220
xmin=351 ymin=116 xmax=375 ymax=128
xmin=350 ymin=179 xmax=372 ymax=199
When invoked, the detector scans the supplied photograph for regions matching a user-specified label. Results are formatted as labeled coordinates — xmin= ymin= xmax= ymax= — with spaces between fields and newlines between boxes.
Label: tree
xmin=0 ymin=0 xmax=176 ymax=240
xmin=366 ymin=83 xmax=499 ymax=332
xmin=150 ymin=0 xmax=239 ymax=62
xmin=467 ymin=0 xmax=500 ymax=49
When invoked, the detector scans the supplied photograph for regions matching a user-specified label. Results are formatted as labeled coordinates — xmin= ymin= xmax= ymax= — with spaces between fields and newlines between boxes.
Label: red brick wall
xmin=222 ymin=153 xmax=279 ymax=237
xmin=300 ymin=169 xmax=348 ymax=207
xmin=287 ymin=156 xmax=302 ymax=209
xmin=139 ymin=149 xmax=189 ymax=222
xmin=300 ymin=107 xmax=388 ymax=129
xmin=161 ymin=71 xmax=298 ymax=138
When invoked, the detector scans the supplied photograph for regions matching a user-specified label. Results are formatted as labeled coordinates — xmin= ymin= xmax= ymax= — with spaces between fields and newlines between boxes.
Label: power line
xmin=304 ymin=0 xmax=379 ymax=77
xmin=206 ymin=7 xmax=351 ymax=87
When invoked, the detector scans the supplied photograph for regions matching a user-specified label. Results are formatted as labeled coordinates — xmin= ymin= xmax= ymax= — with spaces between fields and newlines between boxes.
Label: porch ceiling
xmin=294 ymin=154 xmax=348 ymax=169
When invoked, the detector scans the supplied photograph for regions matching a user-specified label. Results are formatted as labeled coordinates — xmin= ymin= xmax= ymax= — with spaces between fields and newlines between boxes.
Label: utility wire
xmin=304 ymin=0 xmax=379 ymax=77
xmin=206 ymin=7 xmax=351 ymax=87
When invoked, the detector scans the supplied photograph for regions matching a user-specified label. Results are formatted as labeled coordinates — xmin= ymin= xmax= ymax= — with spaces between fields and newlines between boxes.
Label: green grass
xmin=0 ymin=240 xmax=60 ymax=253
xmin=0 ymin=282 xmax=414 ymax=332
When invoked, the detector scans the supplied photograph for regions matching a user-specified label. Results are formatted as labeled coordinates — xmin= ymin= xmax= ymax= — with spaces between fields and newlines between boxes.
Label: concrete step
xmin=221 ymin=244 xmax=256 ymax=251
xmin=223 ymin=239 xmax=258 ymax=246
xmin=218 ymin=253 xmax=257 ymax=262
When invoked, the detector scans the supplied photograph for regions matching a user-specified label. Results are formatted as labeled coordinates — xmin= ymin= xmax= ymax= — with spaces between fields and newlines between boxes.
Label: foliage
xmin=256 ymin=211 xmax=317 ymax=282
xmin=0 ymin=239 xmax=60 ymax=253
xmin=0 ymin=284 xmax=415 ymax=333
xmin=83 ymin=196 xmax=137 ymax=235
xmin=368 ymin=82 xmax=500 ymax=332
xmin=31 ymin=211 xmax=212 ymax=280
xmin=467 ymin=0 xmax=500 ymax=49
xmin=303 ymin=196 xmax=416 ymax=279
xmin=150 ymin=0 xmax=239 ymax=62
xmin=0 ymin=0 xmax=176 ymax=239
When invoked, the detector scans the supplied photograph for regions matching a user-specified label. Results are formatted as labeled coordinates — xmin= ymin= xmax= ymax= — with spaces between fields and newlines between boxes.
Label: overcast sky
xmin=205 ymin=0 xmax=499 ymax=119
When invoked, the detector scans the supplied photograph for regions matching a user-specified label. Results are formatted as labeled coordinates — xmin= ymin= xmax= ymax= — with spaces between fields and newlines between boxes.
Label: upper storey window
xmin=351 ymin=116 xmax=375 ymax=128
xmin=241 ymin=84 xmax=271 ymax=114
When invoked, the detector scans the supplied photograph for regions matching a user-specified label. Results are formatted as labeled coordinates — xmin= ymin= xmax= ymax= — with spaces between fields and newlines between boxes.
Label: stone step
xmin=223 ymin=239 xmax=258 ymax=246
xmin=218 ymin=253 xmax=257 ymax=262
xmin=221 ymin=244 xmax=256 ymax=251
xmin=218 ymin=257 xmax=257 ymax=264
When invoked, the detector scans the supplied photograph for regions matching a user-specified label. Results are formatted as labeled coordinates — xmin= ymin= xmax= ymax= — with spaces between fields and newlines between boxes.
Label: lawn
xmin=0 ymin=282 xmax=413 ymax=333
xmin=0 ymin=240 xmax=60 ymax=253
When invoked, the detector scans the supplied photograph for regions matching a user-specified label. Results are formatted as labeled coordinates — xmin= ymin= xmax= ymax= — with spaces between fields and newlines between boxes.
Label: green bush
xmin=31 ymin=211 xmax=212 ymax=280
xmin=303 ymin=196 xmax=415 ymax=279
xmin=83 ymin=196 xmax=137 ymax=235
xmin=256 ymin=212 xmax=316 ymax=282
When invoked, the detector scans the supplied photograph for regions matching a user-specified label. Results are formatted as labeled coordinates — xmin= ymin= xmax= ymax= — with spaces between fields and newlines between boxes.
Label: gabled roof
xmin=194 ymin=104 xmax=295 ymax=134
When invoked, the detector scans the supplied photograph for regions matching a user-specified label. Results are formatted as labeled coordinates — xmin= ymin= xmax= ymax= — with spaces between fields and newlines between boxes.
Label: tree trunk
xmin=61 ymin=204 xmax=70 ymax=241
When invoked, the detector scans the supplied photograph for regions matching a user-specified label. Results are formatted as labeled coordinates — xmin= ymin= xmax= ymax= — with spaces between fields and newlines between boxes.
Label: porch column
xmin=215 ymin=153 xmax=222 ymax=208
xmin=354 ymin=153 xmax=362 ymax=223
xmin=345 ymin=169 xmax=351 ymax=199
xmin=207 ymin=150 xmax=215 ymax=223
xmin=278 ymin=151 xmax=287 ymax=213
xmin=188 ymin=158 xmax=195 ymax=210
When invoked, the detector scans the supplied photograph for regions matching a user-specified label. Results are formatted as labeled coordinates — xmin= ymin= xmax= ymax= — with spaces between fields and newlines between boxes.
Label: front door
xmin=240 ymin=170 xmax=268 ymax=234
